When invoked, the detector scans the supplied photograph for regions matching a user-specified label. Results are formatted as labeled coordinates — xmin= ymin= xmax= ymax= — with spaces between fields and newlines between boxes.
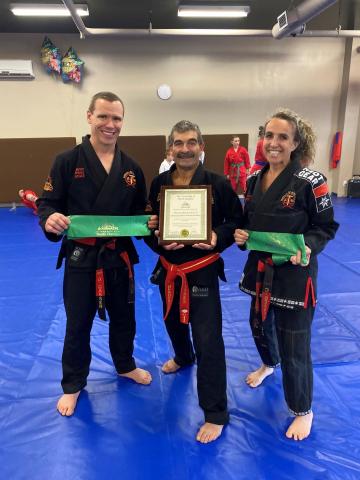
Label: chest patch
xmin=123 ymin=170 xmax=136 ymax=187
xmin=281 ymin=191 xmax=296 ymax=208
xmin=74 ymin=167 xmax=85 ymax=179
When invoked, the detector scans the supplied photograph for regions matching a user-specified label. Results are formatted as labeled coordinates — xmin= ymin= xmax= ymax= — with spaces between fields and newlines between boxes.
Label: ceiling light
xmin=10 ymin=3 xmax=89 ymax=17
xmin=178 ymin=4 xmax=250 ymax=18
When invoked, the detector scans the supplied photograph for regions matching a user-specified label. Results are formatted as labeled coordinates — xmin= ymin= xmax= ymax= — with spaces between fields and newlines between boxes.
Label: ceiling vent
xmin=277 ymin=11 xmax=288 ymax=31
xmin=0 ymin=60 xmax=35 ymax=80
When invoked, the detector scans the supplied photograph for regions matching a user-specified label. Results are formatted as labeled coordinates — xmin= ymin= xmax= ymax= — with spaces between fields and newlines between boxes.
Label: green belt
xmin=66 ymin=215 xmax=151 ymax=239
xmin=246 ymin=230 xmax=307 ymax=265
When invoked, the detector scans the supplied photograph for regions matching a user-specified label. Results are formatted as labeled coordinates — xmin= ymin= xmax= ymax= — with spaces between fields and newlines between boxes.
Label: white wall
xmin=0 ymin=33 xmax=346 ymax=191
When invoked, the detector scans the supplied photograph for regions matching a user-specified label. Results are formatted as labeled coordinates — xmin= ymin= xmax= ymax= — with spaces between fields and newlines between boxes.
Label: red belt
xmin=255 ymin=257 xmax=274 ymax=321
xmin=255 ymin=257 xmax=316 ymax=321
xmin=160 ymin=253 xmax=220 ymax=324
xmin=76 ymin=238 xmax=133 ymax=321
xmin=304 ymin=277 xmax=316 ymax=309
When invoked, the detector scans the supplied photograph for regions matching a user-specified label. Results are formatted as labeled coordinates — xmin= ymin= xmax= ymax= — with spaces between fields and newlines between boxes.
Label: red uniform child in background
xmin=224 ymin=135 xmax=250 ymax=195
xmin=18 ymin=189 xmax=38 ymax=214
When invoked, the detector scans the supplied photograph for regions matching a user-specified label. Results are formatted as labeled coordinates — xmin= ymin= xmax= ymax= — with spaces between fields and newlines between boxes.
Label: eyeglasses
xmin=172 ymin=139 xmax=200 ymax=148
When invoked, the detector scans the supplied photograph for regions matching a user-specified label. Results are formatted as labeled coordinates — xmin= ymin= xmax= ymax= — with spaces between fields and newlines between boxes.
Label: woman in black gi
xmin=234 ymin=108 xmax=338 ymax=440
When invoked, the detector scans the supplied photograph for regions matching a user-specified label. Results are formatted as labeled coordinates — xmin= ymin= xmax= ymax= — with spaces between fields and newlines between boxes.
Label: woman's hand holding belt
xmin=290 ymin=245 xmax=311 ymax=267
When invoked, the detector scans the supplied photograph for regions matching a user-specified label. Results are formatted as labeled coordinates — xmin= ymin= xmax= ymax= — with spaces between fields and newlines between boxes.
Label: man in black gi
xmin=145 ymin=120 xmax=243 ymax=443
xmin=37 ymin=92 xmax=157 ymax=416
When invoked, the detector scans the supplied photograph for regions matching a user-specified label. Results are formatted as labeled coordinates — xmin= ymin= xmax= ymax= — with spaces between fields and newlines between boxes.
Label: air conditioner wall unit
xmin=0 ymin=60 xmax=35 ymax=80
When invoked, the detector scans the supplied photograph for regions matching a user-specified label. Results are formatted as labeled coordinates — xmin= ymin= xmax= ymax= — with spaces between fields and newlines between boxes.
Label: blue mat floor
xmin=0 ymin=196 xmax=360 ymax=480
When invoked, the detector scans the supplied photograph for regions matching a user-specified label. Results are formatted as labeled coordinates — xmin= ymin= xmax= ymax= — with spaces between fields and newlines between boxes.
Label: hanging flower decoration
xmin=61 ymin=47 xmax=85 ymax=83
xmin=40 ymin=36 xmax=62 ymax=75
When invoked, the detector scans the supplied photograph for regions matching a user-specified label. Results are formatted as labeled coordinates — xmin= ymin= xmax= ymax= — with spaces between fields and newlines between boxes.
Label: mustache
xmin=176 ymin=152 xmax=195 ymax=159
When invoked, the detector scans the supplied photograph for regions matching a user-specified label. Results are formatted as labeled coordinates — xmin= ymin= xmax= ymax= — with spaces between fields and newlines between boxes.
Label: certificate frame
xmin=159 ymin=185 xmax=212 ymax=245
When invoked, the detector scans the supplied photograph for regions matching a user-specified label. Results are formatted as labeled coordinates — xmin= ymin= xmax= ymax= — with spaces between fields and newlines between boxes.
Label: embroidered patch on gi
xmin=294 ymin=167 xmax=332 ymax=213
xmin=74 ymin=167 xmax=85 ymax=179
xmin=295 ymin=167 xmax=324 ymax=187
xmin=123 ymin=170 xmax=136 ymax=187
xmin=70 ymin=246 xmax=85 ymax=262
xmin=313 ymin=183 xmax=332 ymax=212
xmin=281 ymin=191 xmax=296 ymax=208
xmin=191 ymin=286 xmax=209 ymax=297
xmin=43 ymin=176 xmax=53 ymax=192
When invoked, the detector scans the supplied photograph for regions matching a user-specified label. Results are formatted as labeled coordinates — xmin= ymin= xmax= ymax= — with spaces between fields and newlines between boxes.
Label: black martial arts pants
xmin=159 ymin=265 xmax=229 ymax=425
xmin=249 ymin=297 xmax=315 ymax=415
xmin=61 ymin=265 xmax=136 ymax=393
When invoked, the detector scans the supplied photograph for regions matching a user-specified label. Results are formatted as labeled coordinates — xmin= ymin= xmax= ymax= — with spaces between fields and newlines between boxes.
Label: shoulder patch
xmin=294 ymin=167 xmax=332 ymax=212
xmin=294 ymin=167 xmax=324 ymax=187
xmin=43 ymin=176 xmax=53 ymax=192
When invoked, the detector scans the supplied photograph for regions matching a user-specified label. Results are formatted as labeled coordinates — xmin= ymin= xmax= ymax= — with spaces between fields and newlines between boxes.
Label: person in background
xmin=234 ymin=108 xmax=339 ymax=441
xmin=18 ymin=188 xmax=38 ymax=214
xmin=249 ymin=126 xmax=268 ymax=174
xmin=224 ymin=135 xmax=250 ymax=197
xmin=159 ymin=147 xmax=174 ymax=174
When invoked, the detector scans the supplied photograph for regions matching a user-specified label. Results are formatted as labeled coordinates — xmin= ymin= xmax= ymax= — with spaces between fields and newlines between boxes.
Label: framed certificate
xmin=159 ymin=185 xmax=212 ymax=245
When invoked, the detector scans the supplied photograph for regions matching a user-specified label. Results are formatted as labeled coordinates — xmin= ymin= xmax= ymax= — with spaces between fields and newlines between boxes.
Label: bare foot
xmin=57 ymin=391 xmax=81 ymax=416
xmin=286 ymin=412 xmax=313 ymax=441
xmin=161 ymin=358 xmax=181 ymax=374
xmin=196 ymin=423 xmax=224 ymax=443
xmin=246 ymin=364 xmax=274 ymax=388
xmin=118 ymin=367 xmax=152 ymax=385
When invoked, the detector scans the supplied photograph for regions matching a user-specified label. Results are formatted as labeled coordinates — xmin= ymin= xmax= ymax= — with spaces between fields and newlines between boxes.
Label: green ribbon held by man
xmin=66 ymin=215 xmax=151 ymax=239
xmin=246 ymin=230 xmax=308 ymax=266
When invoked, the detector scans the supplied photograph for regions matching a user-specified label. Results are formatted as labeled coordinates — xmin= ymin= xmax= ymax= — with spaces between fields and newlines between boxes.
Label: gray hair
xmin=168 ymin=120 xmax=204 ymax=145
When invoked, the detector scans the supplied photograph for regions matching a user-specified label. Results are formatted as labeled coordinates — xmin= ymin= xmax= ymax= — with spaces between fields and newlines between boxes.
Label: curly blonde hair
xmin=264 ymin=108 xmax=316 ymax=166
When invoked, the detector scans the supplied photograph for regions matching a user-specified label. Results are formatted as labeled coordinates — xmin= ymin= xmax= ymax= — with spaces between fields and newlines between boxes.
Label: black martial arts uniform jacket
xmin=240 ymin=160 xmax=339 ymax=309
xmin=37 ymin=135 xmax=147 ymax=270
xmin=145 ymin=163 xmax=243 ymax=275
